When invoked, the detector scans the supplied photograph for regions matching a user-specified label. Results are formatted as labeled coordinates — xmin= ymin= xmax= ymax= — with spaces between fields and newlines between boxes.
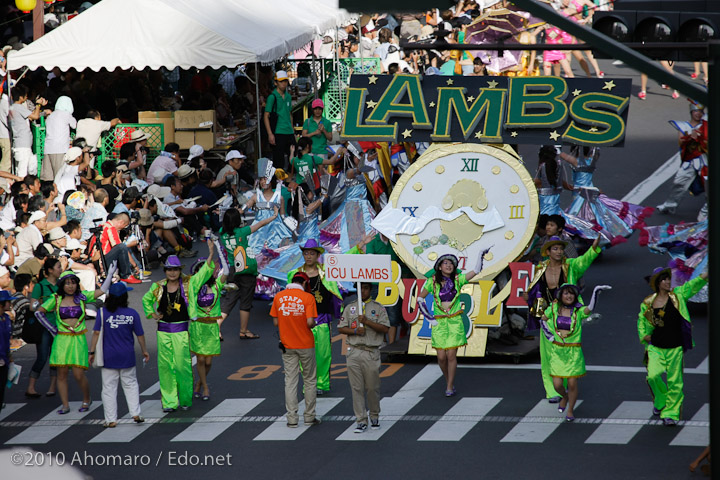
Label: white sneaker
xmin=612 ymin=60 xmax=624 ymax=65
xmin=354 ymin=423 xmax=368 ymax=433
xmin=698 ymin=204 xmax=708 ymax=222
xmin=656 ymin=202 xmax=677 ymax=214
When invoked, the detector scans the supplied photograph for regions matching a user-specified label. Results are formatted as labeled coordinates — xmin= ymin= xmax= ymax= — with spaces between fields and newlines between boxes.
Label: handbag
xmin=22 ymin=285 xmax=49 ymax=344
xmin=92 ymin=308 xmax=105 ymax=368
xmin=267 ymin=91 xmax=280 ymax=133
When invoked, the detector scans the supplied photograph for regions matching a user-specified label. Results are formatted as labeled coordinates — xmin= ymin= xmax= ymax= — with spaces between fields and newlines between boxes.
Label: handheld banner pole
xmin=357 ymin=280 xmax=363 ymax=327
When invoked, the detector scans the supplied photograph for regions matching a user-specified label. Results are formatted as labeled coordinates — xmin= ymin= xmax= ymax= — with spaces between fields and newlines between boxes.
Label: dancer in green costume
xmin=288 ymin=239 xmax=342 ymax=395
xmin=35 ymin=263 xmax=116 ymax=414
xmin=188 ymin=237 xmax=229 ymax=401
xmin=541 ymin=283 xmax=610 ymax=422
xmin=417 ymin=253 xmax=486 ymax=397
xmin=525 ymin=235 xmax=601 ymax=403
xmin=638 ymin=267 xmax=708 ymax=425
xmin=142 ymin=255 xmax=193 ymax=412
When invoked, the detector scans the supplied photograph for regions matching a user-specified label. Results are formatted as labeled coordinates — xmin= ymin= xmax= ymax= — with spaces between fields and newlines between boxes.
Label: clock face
xmin=387 ymin=143 xmax=538 ymax=281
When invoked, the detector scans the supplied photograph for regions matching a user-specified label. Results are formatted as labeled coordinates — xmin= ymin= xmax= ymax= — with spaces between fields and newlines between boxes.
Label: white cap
xmin=29 ymin=211 xmax=46 ymax=224
xmin=147 ymin=184 xmax=172 ymax=199
xmin=48 ymin=227 xmax=66 ymax=241
xmin=65 ymin=238 xmax=83 ymax=251
xmin=188 ymin=145 xmax=204 ymax=161
xmin=275 ymin=70 xmax=289 ymax=81
xmin=226 ymin=150 xmax=246 ymax=162
xmin=64 ymin=146 xmax=83 ymax=163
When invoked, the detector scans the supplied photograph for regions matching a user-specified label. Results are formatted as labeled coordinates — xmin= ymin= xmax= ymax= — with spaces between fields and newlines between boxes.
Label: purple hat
xmin=163 ymin=255 xmax=183 ymax=270
xmin=648 ymin=266 xmax=672 ymax=292
xmin=541 ymin=235 xmax=568 ymax=257
xmin=191 ymin=257 xmax=208 ymax=276
xmin=434 ymin=254 xmax=458 ymax=271
xmin=556 ymin=283 xmax=582 ymax=307
xmin=299 ymin=239 xmax=325 ymax=254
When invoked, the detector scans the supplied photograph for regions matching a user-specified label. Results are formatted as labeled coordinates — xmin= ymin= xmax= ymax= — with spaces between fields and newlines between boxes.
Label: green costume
xmin=528 ymin=246 xmax=600 ymax=398
xmin=637 ymin=276 xmax=707 ymax=421
xmin=142 ymin=276 xmax=193 ymax=410
xmin=288 ymin=264 xmax=342 ymax=392
xmin=43 ymin=290 xmax=96 ymax=370
xmin=543 ymin=302 xmax=590 ymax=378
xmin=423 ymin=273 xmax=468 ymax=350
xmin=188 ymin=260 xmax=224 ymax=357
xmin=290 ymin=153 xmax=323 ymax=184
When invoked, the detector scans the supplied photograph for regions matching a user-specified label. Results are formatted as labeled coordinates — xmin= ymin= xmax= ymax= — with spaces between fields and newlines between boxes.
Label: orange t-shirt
xmin=270 ymin=287 xmax=318 ymax=350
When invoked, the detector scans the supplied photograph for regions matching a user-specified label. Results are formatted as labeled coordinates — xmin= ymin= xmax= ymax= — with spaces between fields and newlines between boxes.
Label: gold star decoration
xmin=429 ymin=101 xmax=436 ymax=108
xmin=366 ymin=99 xmax=378 ymax=109
xmin=589 ymin=126 xmax=599 ymax=132
xmin=474 ymin=131 xmax=483 ymax=139
xmin=572 ymin=89 xmax=582 ymax=97
xmin=487 ymin=80 xmax=499 ymax=88
xmin=510 ymin=131 xmax=518 ymax=137
xmin=402 ymin=128 xmax=413 ymax=139
xmin=602 ymin=80 xmax=616 ymax=91
xmin=368 ymin=75 xmax=378 ymax=85
xmin=446 ymin=78 xmax=454 ymax=85
xmin=467 ymin=95 xmax=475 ymax=103
xmin=549 ymin=130 xmax=560 ymax=141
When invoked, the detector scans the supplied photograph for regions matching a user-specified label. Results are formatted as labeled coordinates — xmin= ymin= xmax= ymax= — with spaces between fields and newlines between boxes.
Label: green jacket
xmin=142 ymin=275 xmax=192 ymax=319
xmin=188 ymin=260 xmax=225 ymax=320
xmin=637 ymin=276 xmax=707 ymax=351
xmin=529 ymin=246 xmax=601 ymax=293
xmin=41 ymin=290 xmax=96 ymax=333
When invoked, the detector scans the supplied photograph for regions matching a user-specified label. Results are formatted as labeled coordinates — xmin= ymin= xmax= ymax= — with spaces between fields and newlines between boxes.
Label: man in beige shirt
xmin=338 ymin=283 xmax=389 ymax=433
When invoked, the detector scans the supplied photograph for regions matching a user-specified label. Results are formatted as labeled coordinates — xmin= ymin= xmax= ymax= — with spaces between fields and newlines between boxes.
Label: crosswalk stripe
xmin=500 ymin=399 xmax=583 ymax=443
xmin=392 ymin=364 xmax=443 ymax=398
xmin=585 ymin=401 xmax=653 ymax=444
xmin=253 ymin=397 xmax=342 ymax=441
xmin=0 ymin=403 xmax=24 ymax=422
xmin=418 ymin=397 xmax=502 ymax=442
xmin=88 ymin=400 xmax=168 ymax=443
xmin=336 ymin=396 xmax=423 ymax=441
xmin=172 ymin=399 xmax=264 ymax=442
xmin=670 ymin=403 xmax=709 ymax=447
xmin=6 ymin=401 xmax=102 ymax=445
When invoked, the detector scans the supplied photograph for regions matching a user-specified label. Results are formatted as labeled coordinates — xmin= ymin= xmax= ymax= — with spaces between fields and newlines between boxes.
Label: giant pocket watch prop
xmin=372 ymin=143 xmax=539 ymax=281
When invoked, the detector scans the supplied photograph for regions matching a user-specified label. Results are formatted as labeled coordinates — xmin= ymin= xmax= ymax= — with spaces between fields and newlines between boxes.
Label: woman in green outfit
xmin=417 ymin=253 xmax=486 ymax=397
xmin=35 ymin=264 xmax=116 ymax=414
xmin=541 ymin=282 xmax=610 ymax=422
xmin=189 ymin=237 xmax=229 ymax=401
xmin=301 ymin=98 xmax=333 ymax=157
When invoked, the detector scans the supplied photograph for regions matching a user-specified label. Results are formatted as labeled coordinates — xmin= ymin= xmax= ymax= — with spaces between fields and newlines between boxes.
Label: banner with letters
xmin=342 ymin=74 xmax=631 ymax=147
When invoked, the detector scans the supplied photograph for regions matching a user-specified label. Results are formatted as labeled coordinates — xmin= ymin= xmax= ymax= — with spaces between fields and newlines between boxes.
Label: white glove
xmin=214 ymin=237 xmax=230 ymax=277
xmin=555 ymin=145 xmax=563 ymax=155
xmin=101 ymin=261 xmax=118 ymax=292
xmin=588 ymin=285 xmax=611 ymax=311
xmin=474 ymin=245 xmax=493 ymax=274
xmin=418 ymin=298 xmax=436 ymax=327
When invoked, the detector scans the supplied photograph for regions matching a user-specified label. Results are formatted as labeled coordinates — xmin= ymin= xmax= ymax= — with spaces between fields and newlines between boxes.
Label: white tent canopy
xmin=7 ymin=0 xmax=351 ymax=71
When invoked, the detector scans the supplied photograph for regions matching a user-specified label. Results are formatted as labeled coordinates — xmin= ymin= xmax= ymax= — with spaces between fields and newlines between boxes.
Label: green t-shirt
xmin=366 ymin=235 xmax=413 ymax=278
xmin=302 ymin=116 xmax=332 ymax=154
xmin=291 ymin=153 xmax=323 ymax=184
xmin=265 ymin=90 xmax=293 ymax=135
xmin=32 ymin=279 xmax=58 ymax=324
xmin=220 ymin=225 xmax=257 ymax=276
xmin=281 ymin=185 xmax=292 ymax=213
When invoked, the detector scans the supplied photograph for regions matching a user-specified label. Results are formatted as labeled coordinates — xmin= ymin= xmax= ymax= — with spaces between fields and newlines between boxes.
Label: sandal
xmin=79 ymin=401 xmax=92 ymax=412
xmin=57 ymin=406 xmax=71 ymax=415
xmin=103 ymin=422 xmax=117 ymax=428
xmin=133 ymin=416 xmax=145 ymax=423
xmin=239 ymin=331 xmax=260 ymax=340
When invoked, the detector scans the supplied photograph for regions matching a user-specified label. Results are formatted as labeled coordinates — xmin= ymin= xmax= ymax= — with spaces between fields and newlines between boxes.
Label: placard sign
xmin=325 ymin=254 xmax=392 ymax=282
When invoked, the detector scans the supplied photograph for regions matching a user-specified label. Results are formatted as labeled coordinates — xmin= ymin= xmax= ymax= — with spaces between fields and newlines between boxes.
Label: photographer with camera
xmin=9 ymin=85 xmax=49 ymax=177
xmin=81 ymin=188 xmax=110 ymax=242
xmin=99 ymin=213 xmax=141 ymax=284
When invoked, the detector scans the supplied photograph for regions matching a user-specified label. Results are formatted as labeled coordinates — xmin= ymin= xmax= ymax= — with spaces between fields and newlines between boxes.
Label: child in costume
xmin=188 ymin=236 xmax=229 ymax=401
xmin=246 ymin=165 xmax=294 ymax=257
xmin=417 ymin=253 xmax=486 ymax=397
xmin=637 ymin=266 xmax=708 ymax=425
xmin=35 ymin=263 xmax=116 ymax=414
xmin=142 ymin=255 xmax=193 ymax=412
xmin=541 ymin=282 xmax=610 ymax=422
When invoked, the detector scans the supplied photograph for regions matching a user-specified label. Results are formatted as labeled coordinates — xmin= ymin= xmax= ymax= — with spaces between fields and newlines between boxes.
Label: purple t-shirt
xmin=94 ymin=307 xmax=144 ymax=369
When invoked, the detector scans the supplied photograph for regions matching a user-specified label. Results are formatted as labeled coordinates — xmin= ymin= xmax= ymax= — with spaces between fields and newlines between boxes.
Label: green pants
xmin=157 ymin=330 xmax=193 ymax=409
xmin=540 ymin=334 xmax=566 ymax=398
xmin=313 ymin=322 xmax=332 ymax=392
xmin=646 ymin=344 xmax=684 ymax=421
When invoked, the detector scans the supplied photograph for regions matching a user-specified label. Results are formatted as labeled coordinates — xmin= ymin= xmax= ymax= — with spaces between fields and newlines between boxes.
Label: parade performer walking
xmin=288 ymin=239 xmax=342 ymax=395
xmin=338 ymin=282 xmax=390 ymax=432
xmin=541 ymin=283 xmax=610 ymax=421
xmin=656 ymin=100 xmax=708 ymax=217
xmin=416 ymin=253 xmax=487 ymax=396
xmin=246 ymin=168 xmax=294 ymax=257
xmin=35 ymin=264 xmax=117 ymax=414
xmin=525 ymin=235 xmax=601 ymax=402
xmin=142 ymin=255 xmax=193 ymax=412
xmin=637 ymin=267 xmax=708 ymax=425
xmin=188 ymin=237 xmax=229 ymax=401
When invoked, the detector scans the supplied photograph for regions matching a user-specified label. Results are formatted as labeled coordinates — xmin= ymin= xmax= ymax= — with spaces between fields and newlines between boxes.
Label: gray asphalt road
xmin=0 ymin=59 xmax=710 ymax=480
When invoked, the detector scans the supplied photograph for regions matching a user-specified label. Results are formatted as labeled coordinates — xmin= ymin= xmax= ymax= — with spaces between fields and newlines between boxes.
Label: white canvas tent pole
xmin=255 ymin=63 xmax=262 ymax=159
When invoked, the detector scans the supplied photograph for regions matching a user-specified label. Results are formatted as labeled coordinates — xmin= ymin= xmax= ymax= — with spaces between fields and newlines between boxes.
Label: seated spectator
xmin=61 ymin=190 xmax=83 ymax=222
xmin=112 ymin=187 xmax=140 ymax=216
xmin=15 ymin=244 xmax=53 ymax=281
xmin=126 ymin=129 xmax=150 ymax=181
xmin=187 ymin=145 xmax=204 ymax=166
xmin=55 ymin=146 xmax=91 ymax=199
xmin=65 ymin=237 xmax=97 ymax=291
xmin=0 ymin=189 xmax=28 ymax=232
xmin=23 ymin=175 xmax=41 ymax=196
xmin=40 ymin=181 xmax=58 ymax=209
xmin=81 ymin=188 xmax=110 ymax=242
xmin=146 ymin=143 xmax=180 ymax=185
xmin=46 ymin=227 xmax=68 ymax=255
xmin=191 ymin=169 xmax=219 ymax=206
xmin=0 ymin=229 xmax=16 ymax=268
xmin=99 ymin=213 xmax=141 ymax=284
xmin=178 ymin=164 xmax=197 ymax=198
xmin=0 ymin=265 xmax=11 ymax=290
xmin=212 ymin=150 xmax=253 ymax=198
xmin=98 ymin=160 xmax=121 ymax=212
xmin=163 ymin=177 xmax=208 ymax=236
xmin=75 ymin=109 xmax=121 ymax=150
xmin=63 ymin=220 xmax=82 ymax=241
xmin=146 ymin=197 xmax=195 ymax=258
xmin=15 ymin=211 xmax=46 ymax=268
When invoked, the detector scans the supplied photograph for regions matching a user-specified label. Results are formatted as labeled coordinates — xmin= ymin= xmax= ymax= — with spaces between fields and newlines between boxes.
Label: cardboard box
xmin=174 ymin=110 xmax=216 ymax=131
xmin=174 ymin=130 xmax=215 ymax=150
xmin=138 ymin=111 xmax=174 ymax=144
